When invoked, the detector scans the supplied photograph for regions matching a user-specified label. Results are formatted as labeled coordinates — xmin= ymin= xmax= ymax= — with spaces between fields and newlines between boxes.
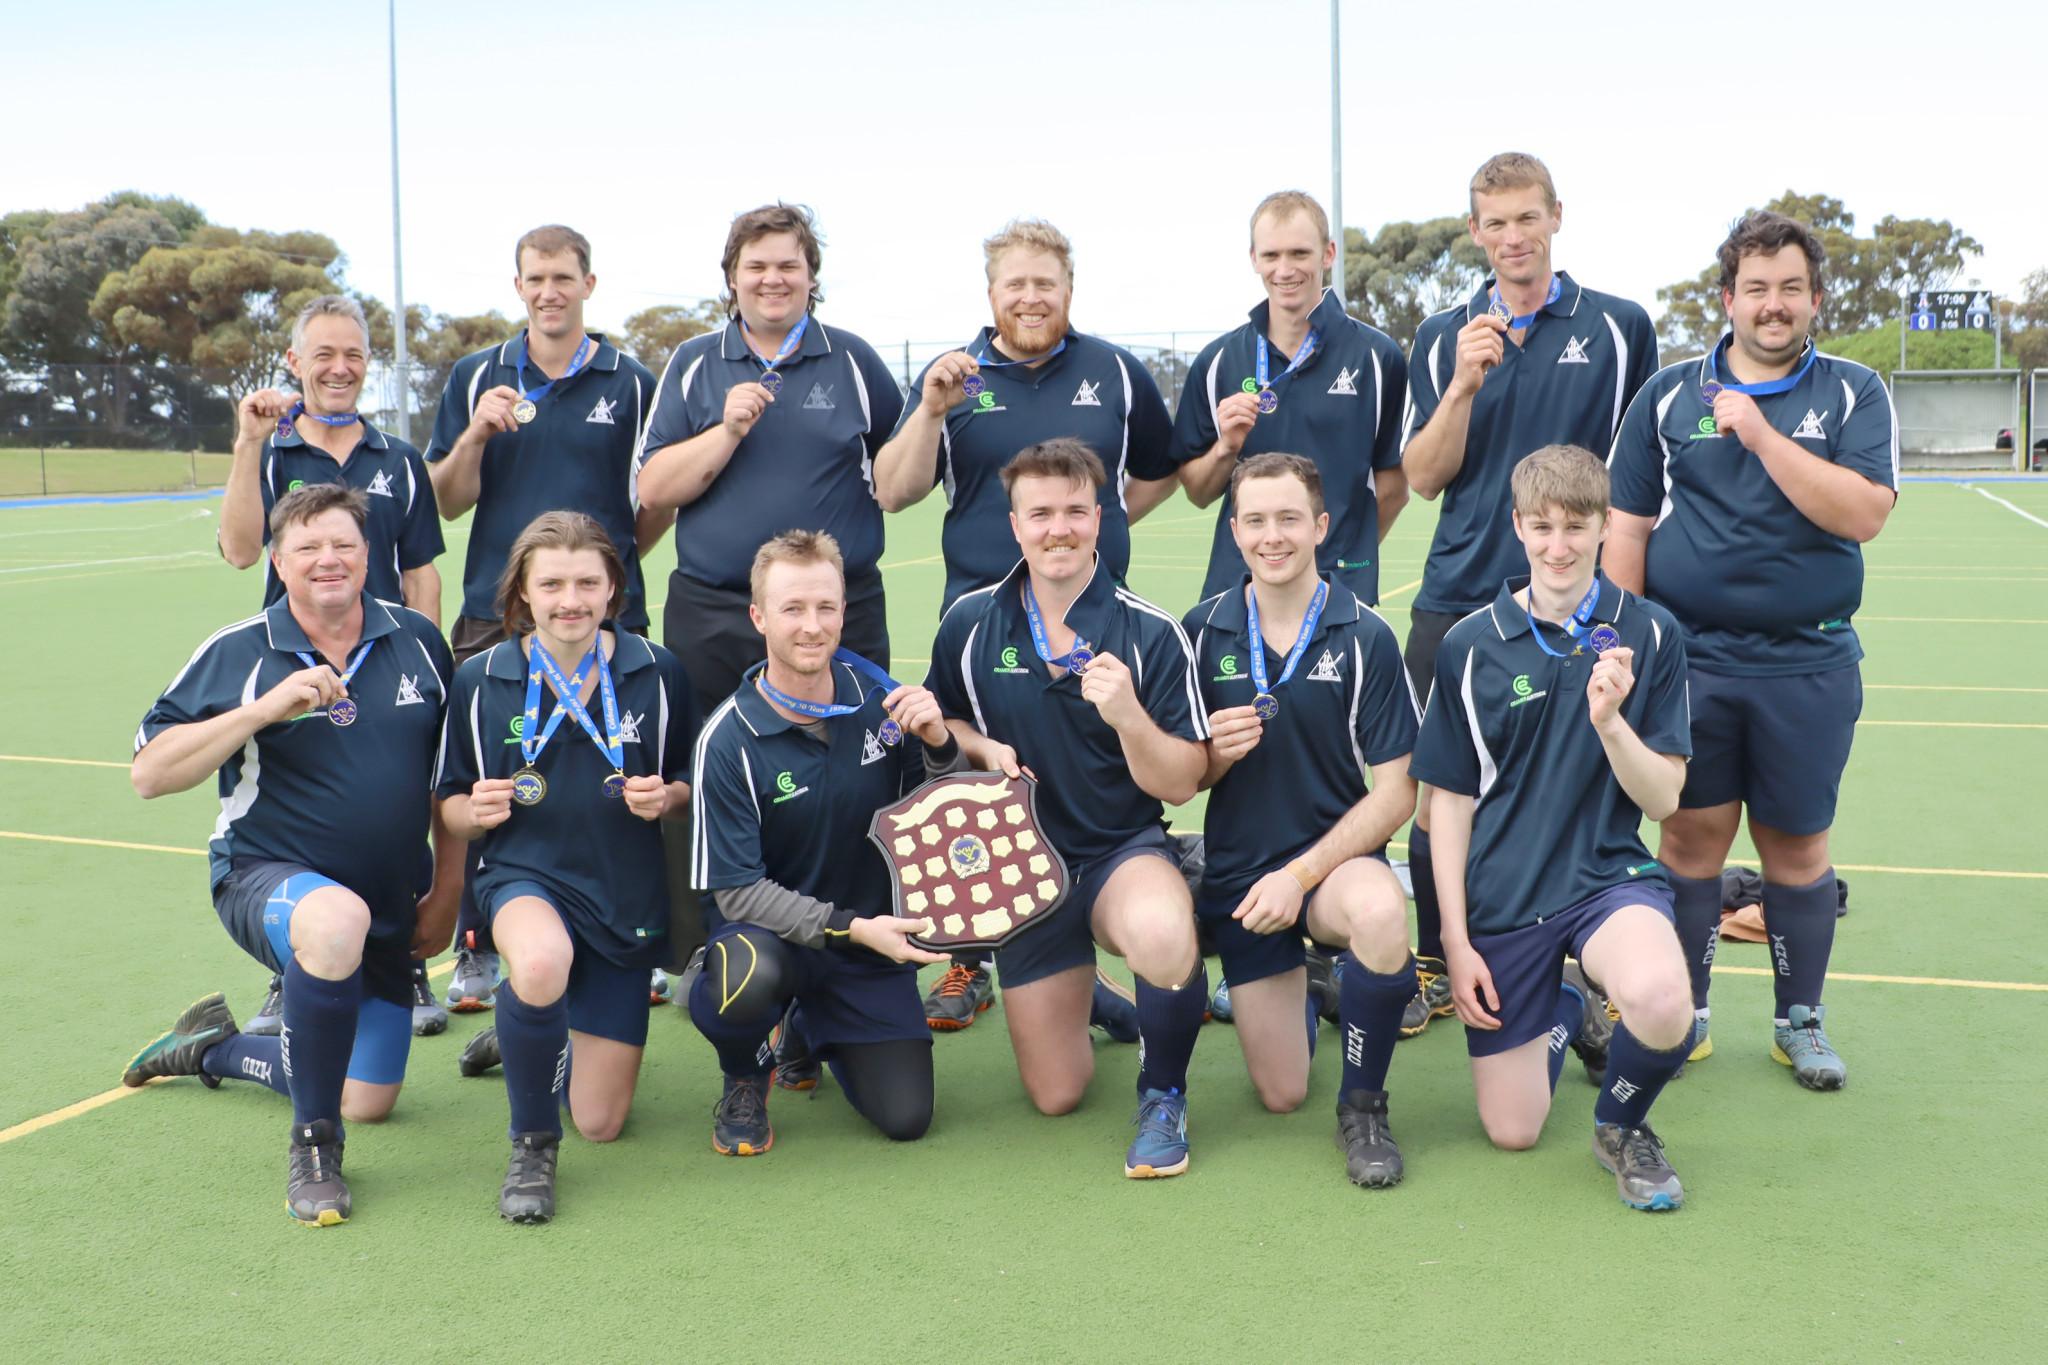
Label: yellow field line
xmin=1710 ymin=965 xmax=2048 ymax=992
xmin=0 ymin=754 xmax=128 ymax=768
xmin=0 ymin=830 xmax=206 ymax=856
xmin=1381 ymin=578 xmax=1422 ymax=600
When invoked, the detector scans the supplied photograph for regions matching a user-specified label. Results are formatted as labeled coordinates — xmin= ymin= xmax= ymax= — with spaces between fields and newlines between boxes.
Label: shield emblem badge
xmin=866 ymin=771 xmax=1071 ymax=951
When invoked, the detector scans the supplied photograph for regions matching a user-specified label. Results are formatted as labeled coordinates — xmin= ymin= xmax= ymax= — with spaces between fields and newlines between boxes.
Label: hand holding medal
xmin=1586 ymin=644 xmax=1635 ymax=729
xmin=510 ymin=639 xmax=627 ymax=806
xmin=467 ymin=777 xmax=517 ymax=830
xmin=291 ymin=639 xmax=376 ymax=726
xmin=236 ymin=388 xmax=297 ymax=446
xmin=922 ymin=351 xmax=981 ymax=413
xmin=1452 ymin=314 xmax=1508 ymax=394
xmin=509 ymin=334 xmax=594 ymax=427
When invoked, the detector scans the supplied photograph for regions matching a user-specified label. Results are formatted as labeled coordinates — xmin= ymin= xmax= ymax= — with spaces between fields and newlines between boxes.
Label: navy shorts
xmin=1195 ymin=851 xmax=1388 ymax=987
xmin=704 ymin=923 xmax=928 ymax=1053
xmin=1681 ymin=664 xmax=1861 ymax=836
xmin=994 ymin=826 xmax=1182 ymax=989
xmin=1465 ymin=882 xmax=1676 ymax=1058
xmin=483 ymin=880 xmax=653 ymax=1048
xmin=213 ymin=858 xmax=414 ymax=1084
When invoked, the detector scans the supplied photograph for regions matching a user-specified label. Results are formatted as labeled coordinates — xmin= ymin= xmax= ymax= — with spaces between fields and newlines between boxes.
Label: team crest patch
xmin=1327 ymin=366 xmax=1359 ymax=396
xmin=586 ymin=397 xmax=617 ymax=425
xmin=1072 ymin=379 xmax=1101 ymax=406
xmin=365 ymin=470 xmax=394 ymax=498
xmin=1792 ymin=408 xmax=1828 ymax=440
xmin=617 ymin=710 xmax=642 ymax=744
xmin=862 ymin=729 xmax=886 ymax=765
xmin=1558 ymin=336 xmax=1591 ymax=364
xmin=1306 ymin=649 xmax=1342 ymax=682
xmin=803 ymin=383 xmax=835 ymax=410
xmin=394 ymin=674 xmax=425 ymax=706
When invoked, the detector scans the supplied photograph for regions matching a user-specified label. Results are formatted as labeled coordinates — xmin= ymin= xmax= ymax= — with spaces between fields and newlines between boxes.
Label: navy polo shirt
xmin=137 ymin=594 xmax=452 ymax=939
xmin=925 ymin=557 xmax=1207 ymax=864
xmin=425 ymin=332 xmax=655 ymax=627
xmin=691 ymin=659 xmax=926 ymax=922
xmin=1170 ymin=290 xmax=1409 ymax=604
xmin=1607 ymin=336 xmax=1899 ymax=677
xmin=435 ymin=630 xmax=699 ymax=970
xmin=254 ymin=419 xmax=442 ymax=607
xmin=1404 ymin=273 xmax=1658 ymax=616
xmin=1407 ymin=574 xmax=1692 ymax=937
xmin=1183 ymin=576 xmax=1420 ymax=899
xmin=894 ymin=328 xmax=1176 ymax=612
xmin=635 ymin=316 xmax=904 ymax=590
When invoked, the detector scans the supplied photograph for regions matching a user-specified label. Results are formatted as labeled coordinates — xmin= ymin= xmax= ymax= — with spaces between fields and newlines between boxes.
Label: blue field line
xmin=0 ymin=489 xmax=225 ymax=511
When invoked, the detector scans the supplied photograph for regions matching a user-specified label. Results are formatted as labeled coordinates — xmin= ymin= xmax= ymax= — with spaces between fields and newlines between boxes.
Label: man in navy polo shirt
xmin=1410 ymin=444 xmax=1696 ymax=1211
xmin=872 ymin=217 xmax=1178 ymax=1031
xmin=426 ymin=225 xmax=660 ymax=1012
xmin=689 ymin=530 xmax=965 ymax=1155
xmin=437 ymin=512 xmax=698 ymax=1222
xmin=220 ymin=295 xmax=444 ymax=621
xmin=1606 ymin=211 xmax=1896 ymax=1090
xmin=1184 ymin=453 xmax=1421 ymax=1188
xmin=1172 ymin=192 xmax=1410 ymax=606
xmin=1398 ymin=153 xmax=1659 ymax=1042
xmin=927 ymin=439 xmax=1211 ymax=1179
xmin=122 ymin=484 xmax=461 ymax=1227
xmin=636 ymin=203 xmax=905 ymax=713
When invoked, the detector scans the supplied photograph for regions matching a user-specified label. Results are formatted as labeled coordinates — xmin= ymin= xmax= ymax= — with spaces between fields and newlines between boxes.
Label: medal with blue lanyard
xmin=510 ymin=333 xmax=594 ymax=425
xmin=756 ymin=649 xmax=909 ymax=745
xmin=1487 ymin=274 xmax=1562 ymax=330
xmin=962 ymin=335 xmax=1067 ymax=399
xmin=1699 ymin=338 xmax=1817 ymax=404
xmin=1252 ymin=327 xmax=1319 ymax=414
xmin=1244 ymin=579 xmax=1329 ymax=719
xmin=1021 ymin=577 xmax=1094 ymax=675
xmin=1525 ymin=580 xmax=1610 ymax=658
xmin=276 ymin=402 xmax=360 ymax=443
xmin=744 ymin=314 xmax=810 ymax=396
xmin=512 ymin=640 xmax=623 ymax=806
xmin=295 ymin=638 xmax=375 ymax=727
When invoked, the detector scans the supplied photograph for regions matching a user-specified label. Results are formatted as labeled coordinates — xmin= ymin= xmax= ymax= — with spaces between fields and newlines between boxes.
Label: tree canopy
xmin=1341 ymin=217 xmax=1488 ymax=347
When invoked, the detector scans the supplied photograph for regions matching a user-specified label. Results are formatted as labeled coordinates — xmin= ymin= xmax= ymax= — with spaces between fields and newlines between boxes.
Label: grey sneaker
xmin=499 ymin=1131 xmax=559 ymax=1223
xmin=445 ymin=946 xmax=500 ymax=1012
xmin=287 ymin=1118 xmax=350 ymax=1226
xmin=1336 ymin=1089 xmax=1404 ymax=1188
xmin=1399 ymin=956 xmax=1454 ymax=1038
xmin=1592 ymin=1122 xmax=1683 ymax=1211
xmin=411 ymin=963 xmax=449 ymax=1037
xmin=1773 ymin=1004 xmax=1846 ymax=1090
xmin=245 ymin=974 xmax=283 ymax=1037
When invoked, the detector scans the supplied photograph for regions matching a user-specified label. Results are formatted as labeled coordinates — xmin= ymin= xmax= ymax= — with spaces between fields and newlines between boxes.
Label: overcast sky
xmin=11 ymin=1 xmax=2039 ymax=358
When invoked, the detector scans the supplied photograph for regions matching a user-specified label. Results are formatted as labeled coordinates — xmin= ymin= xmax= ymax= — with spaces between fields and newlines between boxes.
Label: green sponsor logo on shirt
xmin=1240 ymin=378 xmax=1258 ymax=395
xmin=994 ymin=645 xmax=1031 ymax=674
xmin=503 ymin=715 xmax=525 ymax=743
xmin=1508 ymin=673 xmax=1547 ymax=708
xmin=976 ymin=392 xmax=996 ymax=410
xmin=771 ymin=771 xmax=808 ymax=804
xmin=287 ymin=479 xmax=306 ymax=491
xmin=1690 ymin=416 xmax=1718 ymax=440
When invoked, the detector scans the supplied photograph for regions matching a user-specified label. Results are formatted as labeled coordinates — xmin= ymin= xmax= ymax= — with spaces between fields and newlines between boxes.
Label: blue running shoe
xmin=1126 ymin=1087 xmax=1189 ymax=1178
xmin=1772 ymin=1004 xmax=1846 ymax=1090
xmin=1593 ymin=1122 xmax=1683 ymax=1211
xmin=445 ymin=944 xmax=500 ymax=1013
xmin=1209 ymin=978 xmax=1234 ymax=1024
xmin=1090 ymin=967 xmax=1139 ymax=1044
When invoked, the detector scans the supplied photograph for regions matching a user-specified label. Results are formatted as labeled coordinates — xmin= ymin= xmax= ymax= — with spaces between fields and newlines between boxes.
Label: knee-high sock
xmin=687 ymin=971 xmax=775 ymax=1078
xmin=280 ymin=958 xmax=359 ymax=1128
xmin=1134 ymin=963 xmax=1208 ymax=1095
xmin=496 ymin=984 xmax=569 ymax=1138
xmin=201 ymin=1032 xmax=290 ymax=1097
xmin=1338 ymin=954 xmax=1415 ymax=1096
xmin=1593 ymin=1021 xmax=1690 ymax=1129
xmin=1548 ymin=982 xmax=1583 ymax=1094
xmin=1408 ymin=826 xmax=1443 ymax=961
xmin=1763 ymin=869 xmax=1837 ymax=1017
xmin=1304 ymin=991 xmax=1320 ymax=1060
xmin=1668 ymin=871 xmax=1724 ymax=1013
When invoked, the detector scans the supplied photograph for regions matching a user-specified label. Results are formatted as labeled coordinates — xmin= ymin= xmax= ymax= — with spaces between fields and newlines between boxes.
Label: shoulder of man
xmin=1112 ymin=581 xmax=1198 ymax=656
xmin=1181 ymin=588 xmax=1233 ymax=638
xmin=1564 ymin=279 xmax=1653 ymax=329
xmin=177 ymin=612 xmax=273 ymax=681
xmin=1811 ymin=348 xmax=1888 ymax=401
xmin=1408 ymin=302 xmax=1469 ymax=364
xmin=612 ymin=351 xmax=659 ymax=388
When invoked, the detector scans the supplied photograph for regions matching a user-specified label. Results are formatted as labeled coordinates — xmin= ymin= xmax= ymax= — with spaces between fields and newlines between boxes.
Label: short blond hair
xmin=983 ymin=219 xmax=1073 ymax=285
xmin=1510 ymin=445 xmax=1609 ymax=521
xmin=1249 ymin=191 xmax=1330 ymax=249
xmin=1469 ymin=152 xmax=1557 ymax=214
xmin=750 ymin=529 xmax=845 ymax=605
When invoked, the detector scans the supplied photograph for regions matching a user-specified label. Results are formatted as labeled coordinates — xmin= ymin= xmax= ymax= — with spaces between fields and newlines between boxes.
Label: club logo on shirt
xmin=802 ymin=383 xmax=835 ymax=410
xmin=1072 ymin=379 xmax=1101 ymax=407
xmin=1509 ymin=673 xmax=1547 ymax=708
xmin=1306 ymin=649 xmax=1342 ymax=682
xmin=1327 ymin=367 xmax=1359 ymax=396
xmin=1690 ymin=415 xmax=1719 ymax=440
xmin=995 ymin=646 xmax=1031 ymax=675
xmin=862 ymin=729 xmax=886 ymax=765
xmin=1792 ymin=408 xmax=1828 ymax=441
xmin=586 ymin=397 xmax=618 ymax=425
xmin=771 ymin=770 xmax=810 ymax=803
xmin=505 ymin=715 xmax=525 ymax=744
xmin=973 ymin=391 xmax=1006 ymax=413
xmin=395 ymin=674 xmax=425 ymax=706
xmin=287 ymin=479 xmax=306 ymax=492
xmin=1212 ymin=653 xmax=1241 ymax=683
xmin=617 ymin=710 xmax=642 ymax=744
xmin=365 ymin=470 xmax=395 ymax=498
xmin=1558 ymin=336 xmax=1592 ymax=364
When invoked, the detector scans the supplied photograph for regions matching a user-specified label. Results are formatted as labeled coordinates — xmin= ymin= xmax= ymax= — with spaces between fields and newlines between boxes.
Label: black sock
xmin=496 ymin=984 xmax=569 ymax=1138
xmin=686 ymin=970 xmax=774 ymax=1077
xmin=1134 ymin=964 xmax=1207 ymax=1095
xmin=1338 ymin=954 xmax=1414 ymax=1095
xmin=1593 ymin=1021 xmax=1689 ymax=1128
xmin=201 ymin=1033 xmax=289 ymax=1097
xmin=280 ymin=958 xmax=360 ymax=1129
xmin=1667 ymin=871 xmax=1723 ymax=1012
xmin=1548 ymin=981 xmax=1583 ymax=1094
xmin=1303 ymin=989 xmax=1320 ymax=1060
xmin=1408 ymin=826 xmax=1443 ymax=960
xmin=953 ymin=952 xmax=989 ymax=974
xmin=1764 ymin=868 xmax=1837 ymax=1017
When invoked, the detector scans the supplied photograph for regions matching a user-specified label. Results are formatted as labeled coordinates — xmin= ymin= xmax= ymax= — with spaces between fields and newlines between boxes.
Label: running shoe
xmin=649 ymin=969 xmax=674 ymax=1006
xmin=286 ymin=1118 xmax=349 ymax=1227
xmin=1125 ymin=1087 xmax=1189 ymax=1178
xmin=411 ymin=963 xmax=448 ymax=1037
xmin=1091 ymin=967 xmax=1140 ymax=1044
xmin=1209 ymin=977 xmax=1234 ymax=1024
xmin=499 ymin=1131 xmax=559 ymax=1223
xmin=458 ymin=1025 xmax=501 ymax=1078
xmin=923 ymin=961 xmax=995 ymax=1031
xmin=1335 ymin=1089 xmax=1403 ymax=1188
xmin=772 ymin=1010 xmax=820 ymax=1092
xmin=444 ymin=943 xmax=500 ymax=1013
xmin=713 ymin=1073 xmax=774 ymax=1155
xmin=1772 ymin=1004 xmax=1846 ymax=1090
xmin=1593 ymin=1122 xmax=1684 ymax=1211
xmin=245 ymin=974 xmax=284 ymax=1037
xmin=123 ymin=992 xmax=235 ymax=1089
xmin=1399 ymin=956 xmax=1454 ymax=1038
xmin=1563 ymin=961 xmax=1614 ymax=1086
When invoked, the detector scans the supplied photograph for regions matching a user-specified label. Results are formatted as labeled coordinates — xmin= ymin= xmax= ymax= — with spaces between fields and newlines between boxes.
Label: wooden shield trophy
xmin=866 ymin=772 xmax=1070 ymax=952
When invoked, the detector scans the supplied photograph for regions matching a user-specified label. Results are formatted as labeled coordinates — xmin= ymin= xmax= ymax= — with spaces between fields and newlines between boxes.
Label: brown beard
xmin=994 ymin=301 xmax=1071 ymax=359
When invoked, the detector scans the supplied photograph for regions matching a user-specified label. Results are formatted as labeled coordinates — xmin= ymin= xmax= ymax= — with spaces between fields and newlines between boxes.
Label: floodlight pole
xmin=388 ymin=0 xmax=412 ymax=442
xmin=1330 ymin=0 xmax=1345 ymax=307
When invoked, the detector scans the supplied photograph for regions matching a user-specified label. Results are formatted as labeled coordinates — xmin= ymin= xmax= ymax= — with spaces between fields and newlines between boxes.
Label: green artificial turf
xmin=1 ymin=480 xmax=2045 ymax=1362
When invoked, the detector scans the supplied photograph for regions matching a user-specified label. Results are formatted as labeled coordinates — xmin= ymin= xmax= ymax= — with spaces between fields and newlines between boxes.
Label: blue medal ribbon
xmin=742 ymin=313 xmax=810 ymax=394
xmin=1524 ymin=579 xmax=1602 ymax=659
xmin=1253 ymin=327 xmax=1320 ymax=412
xmin=522 ymin=639 xmax=625 ymax=796
xmin=1700 ymin=339 xmax=1817 ymax=403
xmin=276 ymin=402 xmax=360 ymax=441
xmin=755 ymin=649 xmax=907 ymax=745
xmin=1487 ymin=274 xmax=1562 ymax=330
xmin=511 ymin=332 xmax=595 ymax=417
xmin=963 ymin=334 xmax=1068 ymax=398
xmin=294 ymin=638 xmax=375 ymax=726
xmin=1244 ymin=578 xmax=1329 ymax=719
xmin=1021 ymin=577 xmax=1094 ymax=674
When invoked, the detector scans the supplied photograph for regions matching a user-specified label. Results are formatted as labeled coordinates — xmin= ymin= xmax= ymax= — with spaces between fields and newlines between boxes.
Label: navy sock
xmin=279 ymin=958 xmax=359 ymax=1128
xmin=1408 ymin=826 xmax=1443 ymax=961
xmin=687 ymin=971 xmax=774 ymax=1078
xmin=1668 ymin=871 xmax=1724 ymax=1011
xmin=496 ymin=984 xmax=569 ymax=1138
xmin=1763 ymin=868 xmax=1837 ymax=1017
xmin=201 ymin=1032 xmax=289 ymax=1097
xmin=1336 ymin=953 xmax=1415 ymax=1096
xmin=1593 ymin=1021 xmax=1689 ymax=1128
xmin=1134 ymin=963 xmax=1207 ymax=1095
xmin=1304 ymin=991 xmax=1319 ymax=1060
xmin=1548 ymin=982 xmax=1584 ymax=1093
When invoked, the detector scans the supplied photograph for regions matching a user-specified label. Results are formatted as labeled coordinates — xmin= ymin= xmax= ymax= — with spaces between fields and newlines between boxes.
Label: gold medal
xmin=512 ymin=399 xmax=538 ymax=425
xmin=511 ymin=767 xmax=547 ymax=805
